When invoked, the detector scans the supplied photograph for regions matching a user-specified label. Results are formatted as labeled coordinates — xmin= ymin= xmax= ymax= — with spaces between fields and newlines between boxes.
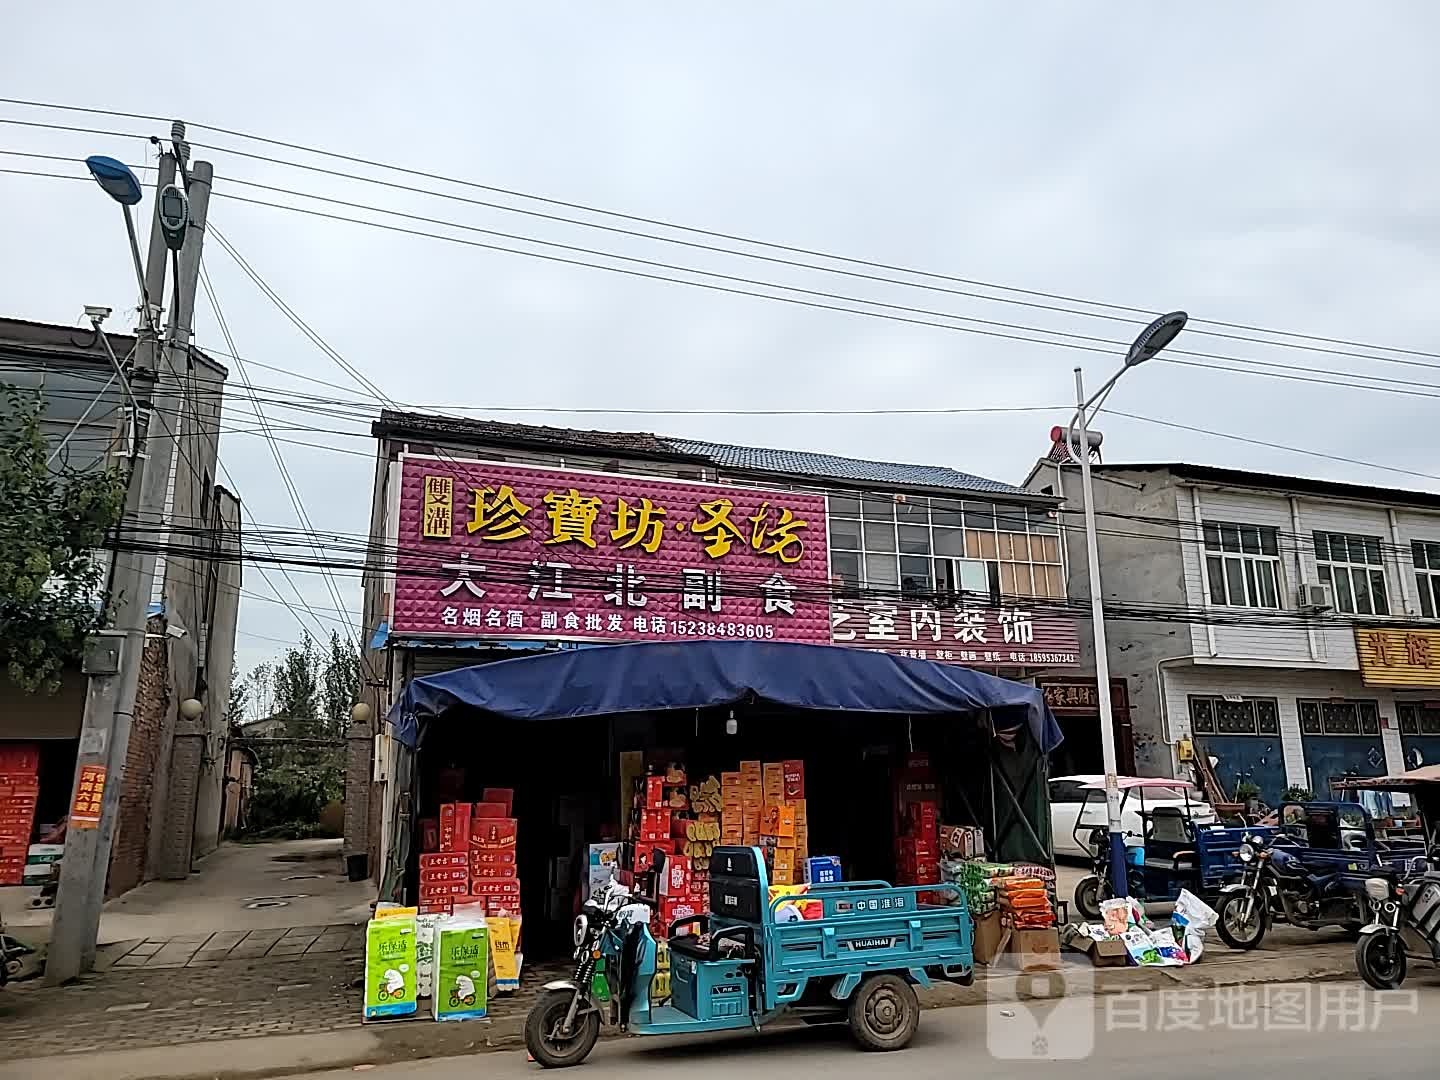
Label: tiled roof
xmin=373 ymin=411 xmax=1030 ymax=497
xmin=372 ymin=412 xmax=697 ymax=459
xmin=667 ymin=438 xmax=1029 ymax=496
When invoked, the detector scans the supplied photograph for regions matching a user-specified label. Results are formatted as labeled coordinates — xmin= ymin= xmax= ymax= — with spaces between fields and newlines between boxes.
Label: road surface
xmin=291 ymin=981 xmax=1438 ymax=1080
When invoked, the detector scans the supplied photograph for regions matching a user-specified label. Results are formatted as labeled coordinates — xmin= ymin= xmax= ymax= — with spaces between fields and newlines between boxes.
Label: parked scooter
xmin=0 ymin=917 xmax=36 ymax=987
xmin=1215 ymin=833 xmax=1366 ymax=949
xmin=1354 ymin=872 xmax=1440 ymax=989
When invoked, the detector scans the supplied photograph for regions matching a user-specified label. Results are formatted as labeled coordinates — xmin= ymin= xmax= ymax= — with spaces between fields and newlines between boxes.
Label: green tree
xmin=224 ymin=661 xmax=249 ymax=727
xmin=320 ymin=630 xmax=360 ymax=737
xmin=272 ymin=633 xmax=321 ymax=737
xmin=0 ymin=387 xmax=127 ymax=693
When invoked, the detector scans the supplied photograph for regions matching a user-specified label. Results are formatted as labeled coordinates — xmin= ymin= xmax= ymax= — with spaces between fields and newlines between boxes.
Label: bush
xmin=245 ymin=758 xmax=344 ymax=838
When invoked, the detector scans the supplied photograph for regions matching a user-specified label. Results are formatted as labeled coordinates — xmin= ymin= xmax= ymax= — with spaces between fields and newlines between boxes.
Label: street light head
xmin=1124 ymin=310 xmax=1188 ymax=368
xmin=84 ymin=155 xmax=143 ymax=206
xmin=351 ymin=702 xmax=374 ymax=725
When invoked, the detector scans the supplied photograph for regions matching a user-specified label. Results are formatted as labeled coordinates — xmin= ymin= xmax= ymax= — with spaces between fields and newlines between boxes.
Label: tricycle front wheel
xmin=1355 ymin=931 xmax=1408 ymax=990
xmin=1073 ymin=875 xmax=1109 ymax=922
xmin=525 ymin=989 xmax=601 ymax=1068
xmin=848 ymin=974 xmax=920 ymax=1052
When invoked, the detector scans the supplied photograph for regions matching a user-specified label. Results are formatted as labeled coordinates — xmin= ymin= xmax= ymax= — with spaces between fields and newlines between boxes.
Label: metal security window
xmin=1188 ymin=696 xmax=1280 ymax=736
xmin=1314 ymin=532 xmax=1389 ymax=615
xmin=1298 ymin=699 xmax=1381 ymax=736
xmin=826 ymin=494 xmax=1060 ymax=600
xmin=1397 ymin=703 xmax=1440 ymax=735
xmin=1412 ymin=540 xmax=1440 ymax=618
xmin=1203 ymin=523 xmax=1280 ymax=608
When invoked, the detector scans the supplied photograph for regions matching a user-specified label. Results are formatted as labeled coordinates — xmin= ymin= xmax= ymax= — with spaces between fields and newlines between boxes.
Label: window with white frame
xmin=1203 ymin=523 xmax=1281 ymax=608
xmin=826 ymin=494 xmax=1063 ymax=600
xmin=1412 ymin=540 xmax=1440 ymax=618
xmin=1314 ymin=531 xmax=1389 ymax=615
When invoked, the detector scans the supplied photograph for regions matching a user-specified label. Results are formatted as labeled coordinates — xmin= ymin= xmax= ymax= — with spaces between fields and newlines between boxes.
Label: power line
xmin=8 ymin=100 xmax=1440 ymax=368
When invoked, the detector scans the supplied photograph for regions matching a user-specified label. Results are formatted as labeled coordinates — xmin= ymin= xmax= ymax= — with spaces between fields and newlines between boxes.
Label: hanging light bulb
xmin=726 ymin=708 xmax=738 ymax=736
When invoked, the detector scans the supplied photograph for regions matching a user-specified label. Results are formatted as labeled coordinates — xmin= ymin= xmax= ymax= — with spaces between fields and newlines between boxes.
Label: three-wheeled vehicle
xmin=524 ymin=846 xmax=974 ymax=1066
xmin=1214 ymin=801 xmax=1426 ymax=950
xmin=1072 ymin=777 xmax=1253 ymax=920
xmin=1331 ymin=765 xmax=1440 ymax=988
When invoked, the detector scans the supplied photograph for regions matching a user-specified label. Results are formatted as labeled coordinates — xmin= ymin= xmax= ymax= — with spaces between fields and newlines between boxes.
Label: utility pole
xmin=48 ymin=132 xmax=213 ymax=983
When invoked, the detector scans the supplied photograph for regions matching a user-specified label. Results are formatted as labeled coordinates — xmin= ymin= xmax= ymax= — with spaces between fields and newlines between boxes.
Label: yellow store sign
xmin=1355 ymin=627 xmax=1440 ymax=687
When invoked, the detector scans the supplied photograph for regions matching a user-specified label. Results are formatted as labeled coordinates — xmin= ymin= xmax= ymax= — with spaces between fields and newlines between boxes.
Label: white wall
xmin=1181 ymin=484 xmax=1440 ymax=667
xmin=1161 ymin=662 xmax=1406 ymax=788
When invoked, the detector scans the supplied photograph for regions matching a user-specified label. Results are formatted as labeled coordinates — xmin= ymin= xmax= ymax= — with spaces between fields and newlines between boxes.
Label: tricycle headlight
xmin=1238 ymin=842 xmax=1255 ymax=863
xmin=1364 ymin=877 xmax=1392 ymax=902
xmin=573 ymin=913 xmax=590 ymax=947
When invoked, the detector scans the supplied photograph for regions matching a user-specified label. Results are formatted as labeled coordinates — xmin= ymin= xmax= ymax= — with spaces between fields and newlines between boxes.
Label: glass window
xmin=933 ymin=527 xmax=965 ymax=557
xmin=864 ymin=552 xmax=898 ymax=586
xmin=862 ymin=519 xmax=897 ymax=552
xmin=862 ymin=496 xmax=895 ymax=520
xmin=1190 ymin=698 xmax=1215 ymax=734
xmin=1398 ymin=704 xmax=1420 ymax=735
xmin=895 ymin=497 xmax=928 ymax=522
xmin=931 ymin=499 xmax=964 ymax=528
xmin=829 ymin=518 xmax=861 ymax=551
xmin=829 ymin=494 xmax=862 ymax=518
xmin=1204 ymin=522 xmax=1281 ymax=608
xmin=1189 ymin=696 xmax=1279 ymax=736
xmin=899 ymin=556 xmax=931 ymax=598
xmin=898 ymin=524 xmax=931 ymax=555
xmin=831 ymin=551 xmax=861 ymax=598
xmin=1314 ymin=531 xmax=1389 ymax=615
xmin=1300 ymin=699 xmax=1380 ymax=736
xmin=1412 ymin=540 xmax=1440 ymax=618
xmin=965 ymin=504 xmax=995 ymax=531
xmin=1299 ymin=700 xmax=1322 ymax=735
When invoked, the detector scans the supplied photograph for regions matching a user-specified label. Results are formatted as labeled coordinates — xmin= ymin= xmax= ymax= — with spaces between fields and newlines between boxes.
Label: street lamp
xmin=1068 ymin=310 xmax=1187 ymax=898
xmin=84 ymin=155 xmax=159 ymax=335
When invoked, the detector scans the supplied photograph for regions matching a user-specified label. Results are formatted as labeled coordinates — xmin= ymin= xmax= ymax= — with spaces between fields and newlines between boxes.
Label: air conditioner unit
xmin=1298 ymin=582 xmax=1334 ymax=611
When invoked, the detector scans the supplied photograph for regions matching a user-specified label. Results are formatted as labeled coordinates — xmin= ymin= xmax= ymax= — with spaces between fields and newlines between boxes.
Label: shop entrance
xmin=1040 ymin=678 xmax=1134 ymax=776
xmin=391 ymin=641 xmax=1061 ymax=961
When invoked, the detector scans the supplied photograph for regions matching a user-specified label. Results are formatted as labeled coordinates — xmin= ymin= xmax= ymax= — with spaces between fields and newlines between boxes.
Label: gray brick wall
xmin=153 ymin=728 xmax=205 ymax=879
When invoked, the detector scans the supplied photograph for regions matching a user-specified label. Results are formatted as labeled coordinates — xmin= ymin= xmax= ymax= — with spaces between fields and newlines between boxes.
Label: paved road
xmin=289 ymin=981 xmax=1438 ymax=1080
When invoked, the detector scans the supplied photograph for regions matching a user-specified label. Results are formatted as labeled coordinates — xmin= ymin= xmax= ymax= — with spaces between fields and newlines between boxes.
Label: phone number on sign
xmin=670 ymin=621 xmax=776 ymax=638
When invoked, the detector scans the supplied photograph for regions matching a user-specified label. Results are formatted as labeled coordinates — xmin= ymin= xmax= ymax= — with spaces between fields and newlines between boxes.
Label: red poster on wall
xmin=70 ymin=764 xmax=107 ymax=829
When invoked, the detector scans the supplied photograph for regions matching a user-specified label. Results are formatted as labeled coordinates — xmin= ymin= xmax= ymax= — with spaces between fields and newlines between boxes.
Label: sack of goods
xmin=996 ymin=875 xmax=1055 ymax=929
xmin=947 ymin=859 xmax=1014 ymax=915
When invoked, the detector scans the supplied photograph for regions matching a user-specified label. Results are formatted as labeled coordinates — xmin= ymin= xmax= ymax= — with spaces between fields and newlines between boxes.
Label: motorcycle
xmin=1354 ymin=871 xmax=1440 ymax=990
xmin=1 ymin=915 xmax=36 ymax=987
xmin=1214 ymin=833 xmax=1366 ymax=950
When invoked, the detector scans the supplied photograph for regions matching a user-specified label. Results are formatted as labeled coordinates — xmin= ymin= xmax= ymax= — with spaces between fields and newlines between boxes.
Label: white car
xmin=1049 ymin=774 xmax=1217 ymax=860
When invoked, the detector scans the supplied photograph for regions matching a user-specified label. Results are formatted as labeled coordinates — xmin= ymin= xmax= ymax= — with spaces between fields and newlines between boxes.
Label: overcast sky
xmin=6 ymin=2 xmax=1440 ymax=677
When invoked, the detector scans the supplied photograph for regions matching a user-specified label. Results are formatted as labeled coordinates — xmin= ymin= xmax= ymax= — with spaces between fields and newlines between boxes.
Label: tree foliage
xmin=239 ymin=631 xmax=361 ymax=837
xmin=0 ymin=386 xmax=127 ymax=693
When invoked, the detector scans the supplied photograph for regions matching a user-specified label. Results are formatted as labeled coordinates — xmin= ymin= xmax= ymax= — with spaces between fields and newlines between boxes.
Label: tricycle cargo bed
xmin=1196 ymin=825 xmax=1277 ymax=893
xmin=765 ymin=882 xmax=973 ymax=981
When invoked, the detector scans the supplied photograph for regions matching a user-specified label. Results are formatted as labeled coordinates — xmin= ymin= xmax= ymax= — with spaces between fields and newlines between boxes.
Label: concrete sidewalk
xmin=0 ymin=926 xmax=1364 ymax=1080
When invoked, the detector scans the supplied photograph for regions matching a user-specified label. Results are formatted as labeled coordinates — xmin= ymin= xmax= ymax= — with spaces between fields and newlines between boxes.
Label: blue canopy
xmin=388 ymin=640 xmax=1062 ymax=752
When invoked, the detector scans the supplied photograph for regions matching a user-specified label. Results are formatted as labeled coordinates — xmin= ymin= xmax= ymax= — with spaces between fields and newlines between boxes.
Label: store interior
xmin=411 ymin=701 xmax=1047 ymax=958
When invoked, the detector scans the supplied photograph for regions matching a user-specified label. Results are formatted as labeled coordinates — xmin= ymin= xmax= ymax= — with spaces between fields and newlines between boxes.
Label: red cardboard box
xmin=635 ymin=842 xmax=676 ymax=873
xmin=639 ymin=809 xmax=670 ymax=842
xmin=469 ymin=875 xmax=521 ymax=898
xmin=419 ymin=880 xmax=470 ymax=900
xmin=0 ymin=746 xmax=40 ymax=773
xmin=421 ymin=851 xmax=471 ymax=871
xmin=644 ymin=776 xmax=665 ymax=810
xmin=482 ymin=788 xmax=515 ymax=814
xmin=471 ymin=862 xmax=514 ymax=879
xmin=898 ymin=838 xmax=936 ymax=860
xmin=471 ymin=818 xmax=518 ymax=847
xmin=419 ymin=817 xmax=440 ymax=853
xmin=782 ymin=760 xmax=805 ymax=799
xmin=470 ymin=847 xmax=516 ymax=869
xmin=472 ymin=801 xmax=508 ymax=819
xmin=420 ymin=865 xmax=470 ymax=885
xmin=660 ymin=854 xmax=692 ymax=896
xmin=440 ymin=803 xmax=473 ymax=852
xmin=418 ymin=899 xmax=454 ymax=916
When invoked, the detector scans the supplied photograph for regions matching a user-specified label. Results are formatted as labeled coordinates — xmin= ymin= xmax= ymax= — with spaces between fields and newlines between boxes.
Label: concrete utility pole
xmin=48 ymin=133 xmax=213 ymax=983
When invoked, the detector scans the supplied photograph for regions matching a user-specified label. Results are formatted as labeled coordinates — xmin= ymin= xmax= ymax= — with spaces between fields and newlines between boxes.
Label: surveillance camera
xmin=84 ymin=305 xmax=112 ymax=323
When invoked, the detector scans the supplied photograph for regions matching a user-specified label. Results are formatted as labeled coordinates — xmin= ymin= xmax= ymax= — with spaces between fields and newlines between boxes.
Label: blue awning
xmin=387 ymin=640 xmax=1062 ymax=752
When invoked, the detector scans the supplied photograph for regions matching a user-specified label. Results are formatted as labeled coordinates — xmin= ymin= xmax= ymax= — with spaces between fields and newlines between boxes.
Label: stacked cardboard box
xmin=738 ymin=761 xmax=762 ymax=845
xmin=758 ymin=760 xmax=806 ymax=884
xmin=0 ymin=744 xmax=40 ymax=885
xmin=897 ymin=800 xmax=940 ymax=885
xmin=720 ymin=771 xmax=743 ymax=846
xmin=470 ymin=788 xmax=520 ymax=918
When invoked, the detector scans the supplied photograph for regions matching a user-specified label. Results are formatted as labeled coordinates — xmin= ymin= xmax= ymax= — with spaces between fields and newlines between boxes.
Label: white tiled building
xmin=1026 ymin=454 xmax=1440 ymax=804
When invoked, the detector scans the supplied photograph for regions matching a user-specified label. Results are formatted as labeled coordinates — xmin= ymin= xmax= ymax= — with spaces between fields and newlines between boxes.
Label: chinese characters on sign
xmin=1356 ymin=627 xmax=1440 ymax=687
xmin=829 ymin=602 xmax=1079 ymax=666
xmin=391 ymin=455 xmax=1081 ymax=667
xmin=393 ymin=457 xmax=831 ymax=646
xmin=70 ymin=764 xmax=107 ymax=829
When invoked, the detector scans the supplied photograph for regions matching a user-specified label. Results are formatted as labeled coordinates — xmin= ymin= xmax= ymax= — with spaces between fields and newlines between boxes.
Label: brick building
xmin=0 ymin=317 xmax=242 ymax=896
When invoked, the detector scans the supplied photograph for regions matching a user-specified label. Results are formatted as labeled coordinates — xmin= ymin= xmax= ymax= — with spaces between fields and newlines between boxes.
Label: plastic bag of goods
xmin=1171 ymin=889 xmax=1219 ymax=964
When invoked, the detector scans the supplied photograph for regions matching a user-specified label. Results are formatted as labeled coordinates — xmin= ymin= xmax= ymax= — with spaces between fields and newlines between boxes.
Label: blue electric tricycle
xmin=524 ymin=846 xmax=974 ymax=1066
